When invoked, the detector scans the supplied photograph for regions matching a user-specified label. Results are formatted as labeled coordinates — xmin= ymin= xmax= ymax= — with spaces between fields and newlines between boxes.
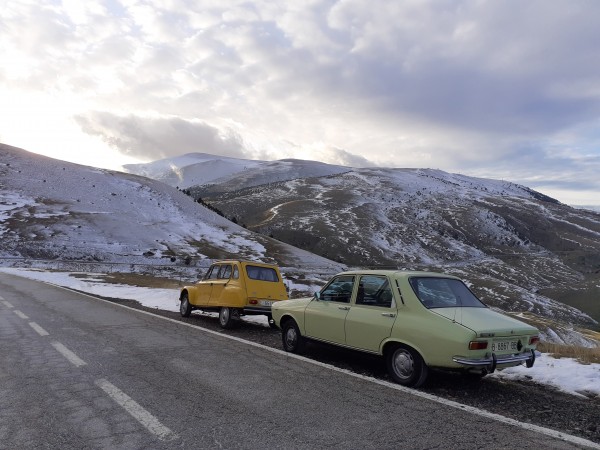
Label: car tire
xmin=218 ymin=307 xmax=238 ymax=329
xmin=281 ymin=319 xmax=305 ymax=354
xmin=386 ymin=345 xmax=428 ymax=387
xmin=180 ymin=293 xmax=192 ymax=317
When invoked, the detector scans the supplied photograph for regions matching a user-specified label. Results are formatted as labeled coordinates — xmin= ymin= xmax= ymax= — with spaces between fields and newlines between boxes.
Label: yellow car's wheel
xmin=219 ymin=307 xmax=239 ymax=329
xmin=180 ymin=293 xmax=192 ymax=317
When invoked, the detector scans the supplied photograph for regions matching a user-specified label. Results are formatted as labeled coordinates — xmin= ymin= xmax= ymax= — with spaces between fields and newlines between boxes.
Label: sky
xmin=1 ymin=266 xmax=599 ymax=399
xmin=1 ymin=1 xmax=600 ymax=207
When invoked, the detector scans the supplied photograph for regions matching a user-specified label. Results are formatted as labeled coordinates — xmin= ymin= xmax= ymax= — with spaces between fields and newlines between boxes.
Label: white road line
xmin=50 ymin=342 xmax=87 ymax=367
xmin=46 ymin=283 xmax=600 ymax=450
xmin=14 ymin=310 xmax=29 ymax=319
xmin=95 ymin=378 xmax=177 ymax=441
xmin=2 ymin=300 xmax=14 ymax=308
xmin=29 ymin=322 xmax=49 ymax=336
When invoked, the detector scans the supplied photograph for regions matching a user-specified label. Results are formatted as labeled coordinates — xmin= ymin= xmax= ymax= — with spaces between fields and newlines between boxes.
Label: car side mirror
xmin=314 ymin=291 xmax=321 ymax=301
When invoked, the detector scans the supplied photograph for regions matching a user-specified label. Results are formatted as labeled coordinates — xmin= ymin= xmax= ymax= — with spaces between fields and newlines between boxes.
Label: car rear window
xmin=245 ymin=265 xmax=279 ymax=282
xmin=409 ymin=277 xmax=486 ymax=308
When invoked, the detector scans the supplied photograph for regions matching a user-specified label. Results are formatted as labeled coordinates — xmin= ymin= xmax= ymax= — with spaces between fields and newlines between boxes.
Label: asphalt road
xmin=0 ymin=272 xmax=595 ymax=449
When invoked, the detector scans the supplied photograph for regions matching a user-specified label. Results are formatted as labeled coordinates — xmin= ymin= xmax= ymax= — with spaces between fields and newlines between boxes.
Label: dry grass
xmin=96 ymin=272 xmax=186 ymax=289
xmin=538 ymin=342 xmax=600 ymax=365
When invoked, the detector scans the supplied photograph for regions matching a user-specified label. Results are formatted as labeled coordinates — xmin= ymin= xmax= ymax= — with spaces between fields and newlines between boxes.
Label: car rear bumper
xmin=243 ymin=305 xmax=272 ymax=315
xmin=452 ymin=349 xmax=538 ymax=373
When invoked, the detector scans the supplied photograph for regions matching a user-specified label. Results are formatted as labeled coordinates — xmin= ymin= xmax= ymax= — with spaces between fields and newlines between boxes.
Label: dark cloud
xmin=75 ymin=113 xmax=247 ymax=160
xmin=300 ymin=1 xmax=600 ymax=136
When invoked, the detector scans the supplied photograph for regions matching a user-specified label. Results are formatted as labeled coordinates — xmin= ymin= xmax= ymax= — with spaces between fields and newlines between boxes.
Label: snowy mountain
xmin=188 ymin=165 xmax=600 ymax=346
xmin=0 ymin=144 xmax=342 ymax=275
xmin=2 ymin=144 xmax=598 ymax=347
xmin=123 ymin=153 xmax=350 ymax=190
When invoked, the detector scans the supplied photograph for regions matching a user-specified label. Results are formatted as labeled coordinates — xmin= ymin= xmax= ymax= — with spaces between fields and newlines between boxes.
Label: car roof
xmin=212 ymin=260 xmax=279 ymax=267
xmin=336 ymin=270 xmax=461 ymax=279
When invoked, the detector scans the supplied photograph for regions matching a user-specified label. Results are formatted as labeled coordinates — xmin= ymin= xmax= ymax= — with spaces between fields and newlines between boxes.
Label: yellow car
xmin=272 ymin=270 xmax=540 ymax=387
xmin=179 ymin=260 xmax=288 ymax=328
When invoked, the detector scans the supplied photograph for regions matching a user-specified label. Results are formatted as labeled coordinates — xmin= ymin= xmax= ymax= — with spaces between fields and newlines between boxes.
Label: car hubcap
xmin=392 ymin=349 xmax=414 ymax=380
xmin=285 ymin=327 xmax=297 ymax=348
xmin=220 ymin=308 xmax=229 ymax=325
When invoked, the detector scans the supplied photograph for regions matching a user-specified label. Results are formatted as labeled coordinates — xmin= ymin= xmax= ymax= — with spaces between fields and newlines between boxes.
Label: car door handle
xmin=381 ymin=313 xmax=396 ymax=318
xmin=338 ymin=306 xmax=350 ymax=311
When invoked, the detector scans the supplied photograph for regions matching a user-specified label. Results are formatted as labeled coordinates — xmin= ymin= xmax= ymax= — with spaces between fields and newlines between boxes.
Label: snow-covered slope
xmin=124 ymin=153 xmax=350 ymax=190
xmin=0 ymin=144 xmax=342 ymax=274
xmin=123 ymin=153 xmax=265 ymax=188
xmin=3 ymin=143 xmax=598 ymax=347
xmin=195 ymin=167 xmax=600 ymax=344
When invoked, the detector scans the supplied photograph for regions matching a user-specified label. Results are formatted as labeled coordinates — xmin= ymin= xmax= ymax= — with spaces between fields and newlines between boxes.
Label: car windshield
xmin=409 ymin=277 xmax=486 ymax=308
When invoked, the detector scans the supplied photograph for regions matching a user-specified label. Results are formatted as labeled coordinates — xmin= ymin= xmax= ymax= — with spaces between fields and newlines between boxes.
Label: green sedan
xmin=271 ymin=270 xmax=540 ymax=387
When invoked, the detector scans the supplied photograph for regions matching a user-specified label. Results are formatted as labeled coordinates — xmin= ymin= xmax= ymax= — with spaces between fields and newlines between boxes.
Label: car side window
xmin=356 ymin=276 xmax=394 ymax=308
xmin=219 ymin=265 xmax=232 ymax=279
xmin=232 ymin=266 xmax=239 ymax=279
xmin=206 ymin=265 xmax=220 ymax=280
xmin=320 ymin=276 xmax=355 ymax=303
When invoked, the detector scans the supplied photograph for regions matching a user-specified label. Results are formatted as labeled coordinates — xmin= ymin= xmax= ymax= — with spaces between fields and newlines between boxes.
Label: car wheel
xmin=218 ymin=307 xmax=238 ymax=329
xmin=180 ymin=293 xmax=192 ymax=317
xmin=281 ymin=319 xmax=305 ymax=354
xmin=386 ymin=345 xmax=428 ymax=387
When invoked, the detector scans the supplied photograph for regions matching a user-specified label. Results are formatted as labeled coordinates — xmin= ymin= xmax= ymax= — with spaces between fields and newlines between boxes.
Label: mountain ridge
xmin=182 ymin=157 xmax=600 ymax=343
xmin=1 ymin=144 xmax=598 ymax=347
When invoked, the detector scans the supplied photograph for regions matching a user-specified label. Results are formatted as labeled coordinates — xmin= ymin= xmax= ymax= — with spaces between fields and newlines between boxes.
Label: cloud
xmin=74 ymin=113 xmax=247 ymax=160
xmin=2 ymin=0 xmax=600 ymax=205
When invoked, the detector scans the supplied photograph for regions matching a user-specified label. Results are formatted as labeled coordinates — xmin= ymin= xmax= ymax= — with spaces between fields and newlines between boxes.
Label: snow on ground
xmin=489 ymin=355 xmax=600 ymax=399
xmin=2 ymin=266 xmax=598 ymax=399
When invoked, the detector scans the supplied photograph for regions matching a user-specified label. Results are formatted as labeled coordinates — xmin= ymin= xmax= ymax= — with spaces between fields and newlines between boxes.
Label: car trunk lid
xmin=431 ymin=307 xmax=535 ymax=337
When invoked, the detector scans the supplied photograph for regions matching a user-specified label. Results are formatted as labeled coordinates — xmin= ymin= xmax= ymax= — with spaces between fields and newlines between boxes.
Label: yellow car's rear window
xmin=245 ymin=265 xmax=279 ymax=282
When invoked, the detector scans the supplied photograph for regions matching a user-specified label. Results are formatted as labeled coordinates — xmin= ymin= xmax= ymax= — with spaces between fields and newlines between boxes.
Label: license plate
xmin=491 ymin=340 xmax=518 ymax=352
xmin=259 ymin=300 xmax=274 ymax=307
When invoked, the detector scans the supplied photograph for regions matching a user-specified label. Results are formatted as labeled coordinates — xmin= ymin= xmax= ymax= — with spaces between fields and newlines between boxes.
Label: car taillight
xmin=249 ymin=299 xmax=258 ymax=305
xmin=529 ymin=336 xmax=540 ymax=345
xmin=469 ymin=341 xmax=488 ymax=350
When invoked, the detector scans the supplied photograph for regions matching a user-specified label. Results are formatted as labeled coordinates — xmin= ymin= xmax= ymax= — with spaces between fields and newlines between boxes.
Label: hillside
xmin=0 ymin=144 xmax=342 ymax=275
xmin=2 ymin=144 xmax=599 ymax=347
xmin=189 ymin=165 xmax=600 ymax=345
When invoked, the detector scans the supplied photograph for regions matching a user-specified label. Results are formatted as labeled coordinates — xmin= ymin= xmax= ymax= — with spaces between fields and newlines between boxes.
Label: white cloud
xmin=74 ymin=112 xmax=248 ymax=160
xmin=1 ymin=0 xmax=600 ymax=205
